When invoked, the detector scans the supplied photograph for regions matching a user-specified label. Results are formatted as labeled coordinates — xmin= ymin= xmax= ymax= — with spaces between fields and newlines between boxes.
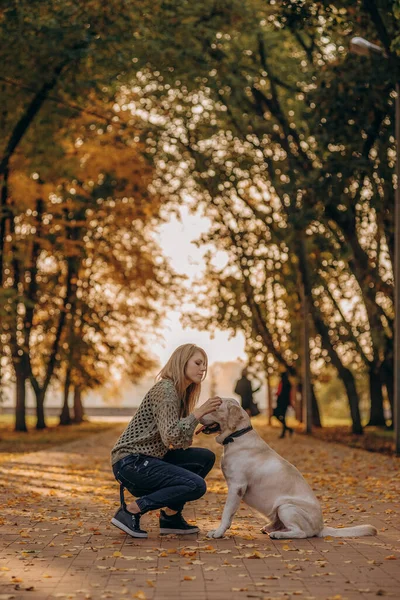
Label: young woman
xmin=110 ymin=344 xmax=222 ymax=538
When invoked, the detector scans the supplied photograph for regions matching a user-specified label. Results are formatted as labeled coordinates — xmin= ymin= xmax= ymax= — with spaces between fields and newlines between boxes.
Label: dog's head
xmin=198 ymin=398 xmax=250 ymax=444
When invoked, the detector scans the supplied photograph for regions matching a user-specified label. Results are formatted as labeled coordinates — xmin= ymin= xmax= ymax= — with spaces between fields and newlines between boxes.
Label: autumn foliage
xmin=1 ymin=1 xmax=399 ymax=440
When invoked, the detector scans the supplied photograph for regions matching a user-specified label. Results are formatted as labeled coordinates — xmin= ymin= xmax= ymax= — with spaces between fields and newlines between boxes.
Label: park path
xmin=0 ymin=419 xmax=399 ymax=600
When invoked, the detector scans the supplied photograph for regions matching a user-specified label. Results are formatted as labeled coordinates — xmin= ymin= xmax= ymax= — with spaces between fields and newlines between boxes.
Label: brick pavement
xmin=0 ymin=420 xmax=399 ymax=600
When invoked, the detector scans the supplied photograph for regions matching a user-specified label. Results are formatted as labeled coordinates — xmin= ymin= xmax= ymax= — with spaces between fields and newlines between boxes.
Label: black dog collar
xmin=222 ymin=426 xmax=253 ymax=445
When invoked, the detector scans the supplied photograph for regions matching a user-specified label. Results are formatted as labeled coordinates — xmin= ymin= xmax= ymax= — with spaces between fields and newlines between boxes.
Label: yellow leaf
xmin=113 ymin=551 xmax=122 ymax=557
xmin=201 ymin=545 xmax=216 ymax=552
xmin=132 ymin=592 xmax=147 ymax=600
xmin=183 ymin=576 xmax=196 ymax=581
xmin=244 ymin=551 xmax=264 ymax=559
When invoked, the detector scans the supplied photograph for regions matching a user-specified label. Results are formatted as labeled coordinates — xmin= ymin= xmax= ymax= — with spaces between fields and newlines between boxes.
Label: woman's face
xmin=185 ymin=351 xmax=207 ymax=385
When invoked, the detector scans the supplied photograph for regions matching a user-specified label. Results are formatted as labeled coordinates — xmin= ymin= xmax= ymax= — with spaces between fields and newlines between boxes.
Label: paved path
xmin=0 ymin=421 xmax=399 ymax=600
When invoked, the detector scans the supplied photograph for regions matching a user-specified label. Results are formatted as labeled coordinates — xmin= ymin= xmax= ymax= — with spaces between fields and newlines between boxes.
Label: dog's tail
xmin=318 ymin=524 xmax=377 ymax=538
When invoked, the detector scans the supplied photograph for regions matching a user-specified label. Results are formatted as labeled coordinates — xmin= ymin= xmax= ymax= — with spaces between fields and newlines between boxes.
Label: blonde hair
xmin=157 ymin=344 xmax=208 ymax=417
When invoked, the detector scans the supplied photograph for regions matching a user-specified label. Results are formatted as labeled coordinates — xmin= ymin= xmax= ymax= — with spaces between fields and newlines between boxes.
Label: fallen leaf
xmin=244 ymin=551 xmax=264 ymax=559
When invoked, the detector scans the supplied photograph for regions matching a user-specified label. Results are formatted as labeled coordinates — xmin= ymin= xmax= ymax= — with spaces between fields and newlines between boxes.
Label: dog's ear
xmin=227 ymin=403 xmax=243 ymax=431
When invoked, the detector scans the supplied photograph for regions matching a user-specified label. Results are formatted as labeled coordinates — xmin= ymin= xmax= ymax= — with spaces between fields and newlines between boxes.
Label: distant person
xmin=110 ymin=344 xmax=222 ymax=538
xmin=273 ymin=370 xmax=293 ymax=438
xmin=234 ymin=367 xmax=261 ymax=417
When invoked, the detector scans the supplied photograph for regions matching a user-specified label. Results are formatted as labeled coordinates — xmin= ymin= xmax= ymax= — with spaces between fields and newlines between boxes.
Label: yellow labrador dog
xmin=198 ymin=398 xmax=377 ymax=539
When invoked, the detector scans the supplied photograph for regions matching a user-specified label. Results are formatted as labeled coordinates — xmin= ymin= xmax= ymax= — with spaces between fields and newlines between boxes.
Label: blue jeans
xmin=112 ymin=447 xmax=215 ymax=514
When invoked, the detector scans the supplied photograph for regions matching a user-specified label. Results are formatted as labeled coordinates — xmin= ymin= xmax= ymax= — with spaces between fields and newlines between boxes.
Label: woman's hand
xmin=193 ymin=396 xmax=222 ymax=420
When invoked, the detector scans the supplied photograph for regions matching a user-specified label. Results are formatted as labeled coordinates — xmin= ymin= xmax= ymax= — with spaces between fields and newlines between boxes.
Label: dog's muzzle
xmin=196 ymin=423 xmax=221 ymax=435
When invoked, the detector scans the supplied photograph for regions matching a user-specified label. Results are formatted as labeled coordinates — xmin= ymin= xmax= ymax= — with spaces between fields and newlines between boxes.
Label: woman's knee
xmin=187 ymin=474 xmax=207 ymax=499
xmin=196 ymin=477 xmax=207 ymax=498
xmin=202 ymin=448 xmax=216 ymax=467
xmin=195 ymin=448 xmax=215 ymax=478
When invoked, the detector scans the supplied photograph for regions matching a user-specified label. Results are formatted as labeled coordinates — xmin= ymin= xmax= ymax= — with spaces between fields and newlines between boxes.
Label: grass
xmin=259 ymin=415 xmax=397 ymax=455
xmin=0 ymin=414 xmax=119 ymax=457
xmin=296 ymin=416 xmax=396 ymax=455
xmin=309 ymin=424 xmax=396 ymax=455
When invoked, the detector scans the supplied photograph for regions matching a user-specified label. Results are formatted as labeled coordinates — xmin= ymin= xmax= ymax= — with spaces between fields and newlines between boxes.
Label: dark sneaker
xmin=111 ymin=506 xmax=148 ymax=538
xmin=159 ymin=510 xmax=199 ymax=535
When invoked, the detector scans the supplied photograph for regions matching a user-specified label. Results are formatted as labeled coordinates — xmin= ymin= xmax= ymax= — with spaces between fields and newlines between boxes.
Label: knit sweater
xmin=111 ymin=378 xmax=199 ymax=465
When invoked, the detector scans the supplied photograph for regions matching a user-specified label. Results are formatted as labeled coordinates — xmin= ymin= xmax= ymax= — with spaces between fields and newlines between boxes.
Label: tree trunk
xmin=295 ymin=383 xmax=303 ymax=423
xmin=35 ymin=390 xmax=46 ymax=430
xmin=0 ymin=56 xmax=80 ymax=177
xmin=380 ymin=358 xmax=394 ymax=414
xmin=59 ymin=368 xmax=72 ymax=425
xmin=73 ymin=387 xmax=84 ymax=424
xmin=296 ymin=236 xmax=363 ymax=434
xmin=0 ymin=165 xmax=9 ymax=286
xmin=15 ymin=366 xmax=28 ymax=432
xmin=366 ymin=361 xmax=386 ymax=426
xmin=339 ymin=368 xmax=363 ymax=434
xmin=299 ymin=381 xmax=321 ymax=427
xmin=311 ymin=385 xmax=322 ymax=428
xmin=265 ymin=375 xmax=273 ymax=425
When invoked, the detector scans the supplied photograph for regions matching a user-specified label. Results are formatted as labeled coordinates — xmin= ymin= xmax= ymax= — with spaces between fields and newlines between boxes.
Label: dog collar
xmin=222 ymin=426 xmax=253 ymax=445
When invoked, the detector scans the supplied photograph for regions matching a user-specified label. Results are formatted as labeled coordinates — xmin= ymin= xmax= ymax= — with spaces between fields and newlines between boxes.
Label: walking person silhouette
xmin=273 ymin=370 xmax=294 ymax=438
xmin=234 ymin=367 xmax=261 ymax=417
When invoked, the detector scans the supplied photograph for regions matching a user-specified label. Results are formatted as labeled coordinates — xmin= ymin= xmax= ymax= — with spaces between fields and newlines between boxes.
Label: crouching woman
xmin=110 ymin=343 xmax=221 ymax=538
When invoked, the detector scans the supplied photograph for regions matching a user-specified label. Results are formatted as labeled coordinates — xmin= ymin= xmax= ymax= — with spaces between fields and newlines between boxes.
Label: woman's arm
xmin=151 ymin=381 xmax=198 ymax=449
xmin=152 ymin=382 xmax=222 ymax=450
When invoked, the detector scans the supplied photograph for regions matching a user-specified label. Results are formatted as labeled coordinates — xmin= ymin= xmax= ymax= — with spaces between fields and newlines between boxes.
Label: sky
xmin=153 ymin=205 xmax=247 ymax=367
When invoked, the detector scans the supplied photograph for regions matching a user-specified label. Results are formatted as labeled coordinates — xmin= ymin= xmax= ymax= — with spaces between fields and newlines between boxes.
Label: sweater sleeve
xmin=151 ymin=380 xmax=199 ymax=449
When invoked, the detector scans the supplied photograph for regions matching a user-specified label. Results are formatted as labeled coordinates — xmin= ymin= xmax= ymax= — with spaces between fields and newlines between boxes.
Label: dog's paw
xmin=260 ymin=526 xmax=270 ymax=535
xmin=269 ymin=531 xmax=287 ymax=539
xmin=268 ymin=531 xmax=278 ymax=539
xmin=207 ymin=529 xmax=224 ymax=539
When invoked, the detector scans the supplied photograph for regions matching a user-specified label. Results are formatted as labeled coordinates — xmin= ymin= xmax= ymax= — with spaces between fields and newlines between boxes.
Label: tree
xmin=122 ymin=0 xmax=398 ymax=432
xmin=0 ymin=0 xmax=160 ymax=426
xmin=2 ymin=106 xmax=177 ymax=429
